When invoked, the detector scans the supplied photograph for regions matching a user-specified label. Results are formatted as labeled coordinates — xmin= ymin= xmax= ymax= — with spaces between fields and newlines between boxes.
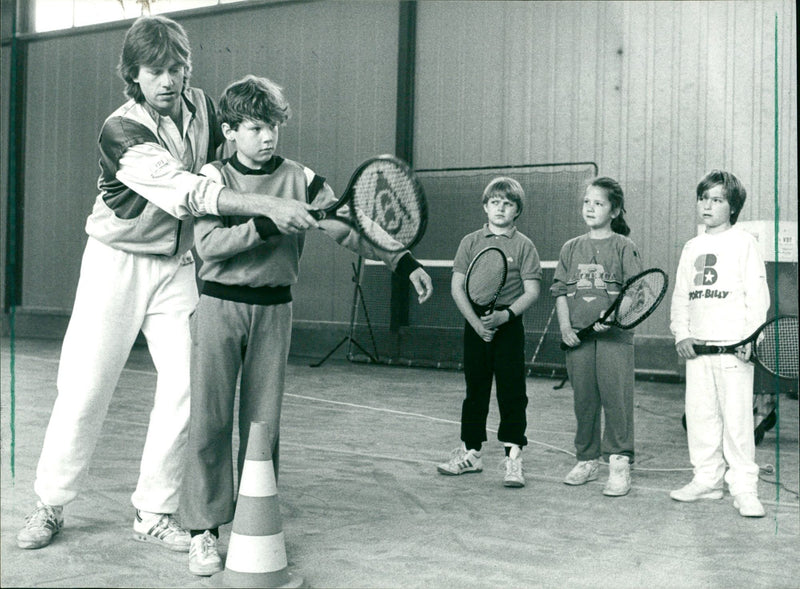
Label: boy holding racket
xmin=180 ymin=74 xmax=432 ymax=575
xmin=669 ymin=170 xmax=769 ymax=518
xmin=437 ymin=177 xmax=541 ymax=488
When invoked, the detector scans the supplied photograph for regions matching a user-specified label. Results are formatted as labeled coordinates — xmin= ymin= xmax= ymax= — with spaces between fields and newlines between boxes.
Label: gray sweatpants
xmin=564 ymin=338 xmax=635 ymax=462
xmin=180 ymin=295 xmax=292 ymax=530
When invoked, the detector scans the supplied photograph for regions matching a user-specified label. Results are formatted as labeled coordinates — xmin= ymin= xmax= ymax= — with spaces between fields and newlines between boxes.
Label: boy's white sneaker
xmin=669 ymin=481 xmax=723 ymax=502
xmin=437 ymin=446 xmax=483 ymax=475
xmin=17 ymin=502 xmax=64 ymax=549
xmin=133 ymin=510 xmax=191 ymax=552
xmin=563 ymin=459 xmax=599 ymax=486
xmin=189 ymin=530 xmax=224 ymax=576
xmin=603 ymin=454 xmax=631 ymax=496
xmin=502 ymin=456 xmax=525 ymax=488
xmin=733 ymin=493 xmax=766 ymax=518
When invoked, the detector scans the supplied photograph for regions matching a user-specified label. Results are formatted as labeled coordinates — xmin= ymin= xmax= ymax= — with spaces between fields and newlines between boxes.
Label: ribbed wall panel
xmin=4 ymin=0 xmax=797 ymax=340
xmin=16 ymin=1 xmax=398 ymax=321
xmin=415 ymin=0 xmax=797 ymax=338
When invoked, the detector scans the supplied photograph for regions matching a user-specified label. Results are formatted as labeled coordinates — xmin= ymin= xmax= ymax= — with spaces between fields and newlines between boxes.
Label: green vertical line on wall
xmin=5 ymin=1 xmax=20 ymax=481
xmin=772 ymin=11 xmax=780 ymax=523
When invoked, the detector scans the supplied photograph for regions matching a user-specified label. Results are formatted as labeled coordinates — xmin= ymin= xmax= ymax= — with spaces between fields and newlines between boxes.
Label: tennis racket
xmin=311 ymin=154 xmax=427 ymax=252
xmin=693 ymin=315 xmax=798 ymax=380
xmin=465 ymin=246 xmax=508 ymax=315
xmin=561 ymin=268 xmax=669 ymax=350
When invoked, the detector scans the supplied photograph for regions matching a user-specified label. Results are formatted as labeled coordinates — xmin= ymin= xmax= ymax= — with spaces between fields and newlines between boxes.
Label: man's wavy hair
xmin=117 ymin=16 xmax=192 ymax=103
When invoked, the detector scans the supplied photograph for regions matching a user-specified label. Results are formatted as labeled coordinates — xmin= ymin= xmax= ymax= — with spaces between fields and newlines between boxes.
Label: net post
xmin=390 ymin=1 xmax=417 ymax=332
xmin=390 ymin=273 xmax=410 ymax=331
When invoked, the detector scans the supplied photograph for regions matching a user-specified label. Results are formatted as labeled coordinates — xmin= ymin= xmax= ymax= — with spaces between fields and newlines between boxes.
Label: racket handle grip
xmin=692 ymin=344 xmax=734 ymax=355
xmin=559 ymin=323 xmax=600 ymax=351
xmin=574 ymin=323 xmax=598 ymax=341
xmin=310 ymin=209 xmax=326 ymax=221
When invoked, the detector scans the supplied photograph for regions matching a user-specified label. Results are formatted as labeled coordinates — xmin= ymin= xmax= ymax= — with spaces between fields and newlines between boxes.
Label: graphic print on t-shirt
xmin=576 ymin=263 xmax=619 ymax=303
xmin=693 ymin=253 xmax=718 ymax=286
xmin=689 ymin=253 xmax=730 ymax=300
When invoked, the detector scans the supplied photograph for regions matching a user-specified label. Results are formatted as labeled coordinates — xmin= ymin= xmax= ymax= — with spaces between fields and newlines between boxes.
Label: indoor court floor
xmin=1 ymin=336 xmax=798 ymax=588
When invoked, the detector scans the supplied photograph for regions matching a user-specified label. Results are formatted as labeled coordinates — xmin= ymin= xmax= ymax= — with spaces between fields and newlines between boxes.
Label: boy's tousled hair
xmin=482 ymin=177 xmax=525 ymax=219
xmin=696 ymin=169 xmax=746 ymax=224
xmin=118 ymin=16 xmax=192 ymax=103
xmin=587 ymin=176 xmax=631 ymax=236
xmin=219 ymin=75 xmax=291 ymax=128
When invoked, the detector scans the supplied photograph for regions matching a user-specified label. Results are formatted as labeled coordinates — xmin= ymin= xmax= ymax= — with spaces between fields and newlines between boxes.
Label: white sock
xmin=506 ymin=444 xmax=522 ymax=460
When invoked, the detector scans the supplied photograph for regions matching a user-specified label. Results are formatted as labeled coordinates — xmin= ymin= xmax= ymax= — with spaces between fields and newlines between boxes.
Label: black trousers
xmin=460 ymin=314 xmax=528 ymax=449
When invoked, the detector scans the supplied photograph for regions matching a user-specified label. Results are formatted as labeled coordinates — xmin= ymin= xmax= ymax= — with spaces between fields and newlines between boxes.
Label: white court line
xmin=7 ymin=351 xmax=691 ymax=471
xmin=365 ymin=259 xmax=557 ymax=269
xmin=282 ymin=393 xmax=693 ymax=471
xmin=10 ymin=350 xmax=798 ymax=505
xmin=3 ymin=351 xmax=760 ymax=475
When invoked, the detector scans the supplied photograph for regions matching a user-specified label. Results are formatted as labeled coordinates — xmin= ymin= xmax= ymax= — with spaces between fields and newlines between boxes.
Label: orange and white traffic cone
xmin=214 ymin=421 xmax=304 ymax=588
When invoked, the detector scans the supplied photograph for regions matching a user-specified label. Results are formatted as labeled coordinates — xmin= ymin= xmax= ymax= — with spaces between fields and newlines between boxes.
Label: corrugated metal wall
xmin=2 ymin=0 xmax=797 ymax=356
xmin=15 ymin=1 xmax=399 ymax=323
xmin=414 ymin=0 xmax=797 ymax=340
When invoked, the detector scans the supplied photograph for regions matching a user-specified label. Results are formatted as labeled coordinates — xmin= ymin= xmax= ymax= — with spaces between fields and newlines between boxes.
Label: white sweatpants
xmin=34 ymin=237 xmax=198 ymax=513
xmin=684 ymin=354 xmax=758 ymax=496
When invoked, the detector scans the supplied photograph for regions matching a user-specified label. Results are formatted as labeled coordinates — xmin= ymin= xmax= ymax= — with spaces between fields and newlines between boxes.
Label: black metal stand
xmin=310 ymin=258 xmax=380 ymax=367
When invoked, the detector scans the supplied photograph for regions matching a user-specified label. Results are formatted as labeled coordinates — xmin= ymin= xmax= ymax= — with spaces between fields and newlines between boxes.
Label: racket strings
xmin=615 ymin=273 xmax=667 ymax=328
xmin=351 ymin=162 xmax=425 ymax=249
xmin=756 ymin=316 xmax=799 ymax=378
xmin=466 ymin=251 xmax=506 ymax=307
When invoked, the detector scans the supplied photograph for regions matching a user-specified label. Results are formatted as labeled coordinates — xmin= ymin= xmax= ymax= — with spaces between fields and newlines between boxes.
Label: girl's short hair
xmin=118 ymin=16 xmax=192 ymax=103
xmin=587 ymin=176 xmax=631 ymax=236
xmin=219 ymin=75 xmax=291 ymax=128
xmin=696 ymin=170 xmax=747 ymax=224
xmin=482 ymin=177 xmax=525 ymax=219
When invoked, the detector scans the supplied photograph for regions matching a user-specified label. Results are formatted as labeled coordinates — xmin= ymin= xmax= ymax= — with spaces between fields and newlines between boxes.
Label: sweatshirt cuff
xmin=394 ymin=253 xmax=422 ymax=280
xmin=202 ymin=180 xmax=224 ymax=217
xmin=673 ymin=330 xmax=691 ymax=343
xmin=254 ymin=217 xmax=281 ymax=239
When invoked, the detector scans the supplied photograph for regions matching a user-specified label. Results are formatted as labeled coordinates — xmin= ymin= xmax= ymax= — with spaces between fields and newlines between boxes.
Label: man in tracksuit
xmin=17 ymin=15 xmax=319 ymax=552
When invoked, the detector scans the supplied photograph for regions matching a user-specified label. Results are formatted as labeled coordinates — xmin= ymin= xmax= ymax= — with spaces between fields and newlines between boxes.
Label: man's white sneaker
xmin=437 ymin=446 xmax=483 ymax=475
xmin=603 ymin=454 xmax=631 ymax=496
xmin=17 ymin=502 xmax=64 ymax=549
xmin=563 ymin=459 xmax=599 ymax=486
xmin=733 ymin=493 xmax=766 ymax=518
xmin=133 ymin=510 xmax=191 ymax=552
xmin=669 ymin=481 xmax=723 ymax=502
xmin=189 ymin=530 xmax=224 ymax=576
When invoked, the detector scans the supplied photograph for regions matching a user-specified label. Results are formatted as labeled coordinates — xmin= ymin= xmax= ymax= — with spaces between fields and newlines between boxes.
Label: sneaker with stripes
xmin=437 ymin=445 xmax=483 ymax=475
xmin=133 ymin=510 xmax=191 ymax=552
xmin=17 ymin=502 xmax=64 ymax=549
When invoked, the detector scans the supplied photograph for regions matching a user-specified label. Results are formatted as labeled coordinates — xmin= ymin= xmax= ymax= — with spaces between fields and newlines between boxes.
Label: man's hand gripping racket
xmin=561 ymin=268 xmax=669 ymax=350
xmin=311 ymin=154 xmax=428 ymax=252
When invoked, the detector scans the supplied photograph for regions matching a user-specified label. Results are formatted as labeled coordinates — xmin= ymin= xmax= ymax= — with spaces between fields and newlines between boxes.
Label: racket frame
xmin=312 ymin=154 xmax=428 ymax=252
xmin=693 ymin=314 xmax=799 ymax=380
xmin=465 ymin=246 xmax=508 ymax=315
xmin=562 ymin=268 xmax=669 ymax=350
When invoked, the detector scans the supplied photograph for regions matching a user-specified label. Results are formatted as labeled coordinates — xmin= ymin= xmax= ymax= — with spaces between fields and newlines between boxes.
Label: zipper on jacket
xmin=171 ymin=219 xmax=182 ymax=256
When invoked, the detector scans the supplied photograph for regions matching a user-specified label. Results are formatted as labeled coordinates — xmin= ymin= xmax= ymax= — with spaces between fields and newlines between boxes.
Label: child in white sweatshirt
xmin=669 ymin=170 xmax=769 ymax=518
